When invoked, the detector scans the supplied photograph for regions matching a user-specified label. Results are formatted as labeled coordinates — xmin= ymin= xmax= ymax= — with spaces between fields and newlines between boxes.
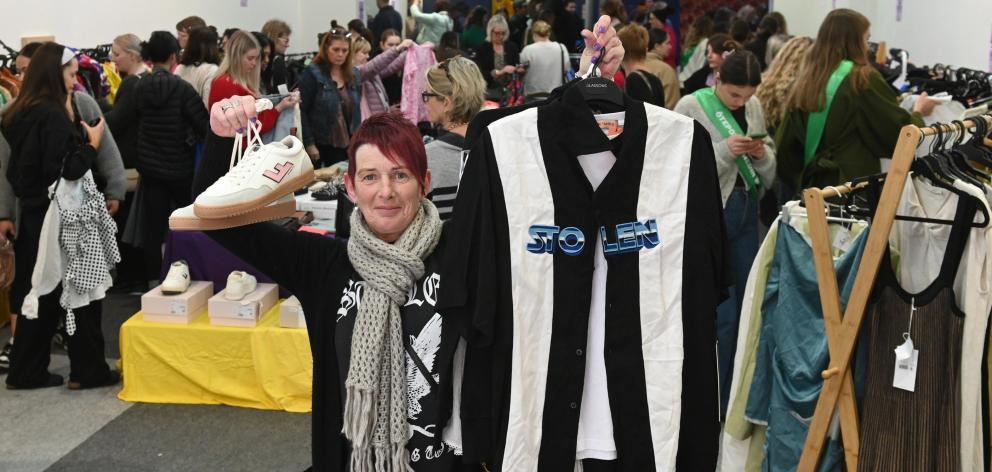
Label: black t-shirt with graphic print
xmin=334 ymin=254 xmax=461 ymax=470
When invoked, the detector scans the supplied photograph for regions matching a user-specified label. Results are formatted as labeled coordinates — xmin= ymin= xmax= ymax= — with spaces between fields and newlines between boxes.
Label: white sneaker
xmin=170 ymin=194 xmax=297 ymax=231
xmin=161 ymin=261 xmax=192 ymax=295
xmin=194 ymin=135 xmax=313 ymax=219
xmin=225 ymin=271 xmax=258 ymax=301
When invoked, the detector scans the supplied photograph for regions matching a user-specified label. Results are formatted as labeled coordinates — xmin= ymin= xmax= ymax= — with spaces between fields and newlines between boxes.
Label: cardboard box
xmin=141 ymin=281 xmax=213 ymax=324
xmin=208 ymin=283 xmax=278 ymax=328
xmin=295 ymin=195 xmax=338 ymax=220
xmin=279 ymin=296 xmax=306 ymax=329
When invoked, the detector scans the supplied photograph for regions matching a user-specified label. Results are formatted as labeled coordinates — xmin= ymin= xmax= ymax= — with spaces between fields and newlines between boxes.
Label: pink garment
xmin=401 ymin=43 xmax=436 ymax=124
xmin=358 ymin=47 xmax=407 ymax=121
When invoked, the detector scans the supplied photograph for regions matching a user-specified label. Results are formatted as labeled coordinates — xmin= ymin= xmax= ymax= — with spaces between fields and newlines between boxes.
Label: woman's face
xmin=327 ymin=39 xmax=350 ymax=67
xmin=715 ymin=79 xmax=756 ymax=110
xmin=424 ymin=88 xmax=450 ymax=125
xmin=706 ymin=44 xmax=723 ymax=69
xmin=345 ymin=144 xmax=431 ymax=243
xmin=490 ymin=27 xmax=507 ymax=46
xmin=656 ymin=36 xmax=673 ymax=59
xmin=863 ymin=28 xmax=871 ymax=56
xmin=354 ymin=48 xmax=370 ymax=65
xmin=275 ymin=34 xmax=291 ymax=54
xmin=111 ymin=44 xmax=138 ymax=74
xmin=243 ymin=48 xmax=260 ymax=73
xmin=649 ymin=15 xmax=664 ymax=30
xmin=178 ymin=30 xmax=189 ymax=49
xmin=63 ymin=58 xmax=79 ymax=94
xmin=381 ymin=34 xmax=401 ymax=51
xmin=260 ymin=45 xmax=271 ymax=70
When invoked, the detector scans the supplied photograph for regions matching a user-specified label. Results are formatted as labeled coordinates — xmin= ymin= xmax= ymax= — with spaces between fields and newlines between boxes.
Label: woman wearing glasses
xmin=421 ymin=57 xmax=486 ymax=220
xmin=296 ymin=29 xmax=361 ymax=166
xmin=473 ymin=15 xmax=520 ymax=92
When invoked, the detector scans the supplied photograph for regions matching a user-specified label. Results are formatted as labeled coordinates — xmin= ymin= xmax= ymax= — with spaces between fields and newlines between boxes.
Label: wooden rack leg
xmin=802 ymin=189 xmax=861 ymax=471
xmin=796 ymin=125 xmax=922 ymax=471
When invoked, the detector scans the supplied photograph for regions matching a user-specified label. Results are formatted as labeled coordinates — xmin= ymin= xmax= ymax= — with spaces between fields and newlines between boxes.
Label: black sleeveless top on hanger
xmin=858 ymin=194 xmax=977 ymax=472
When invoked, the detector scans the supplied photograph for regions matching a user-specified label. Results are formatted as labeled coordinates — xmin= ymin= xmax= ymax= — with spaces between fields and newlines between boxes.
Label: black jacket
xmin=135 ymin=67 xmax=209 ymax=180
xmin=1 ymin=103 xmax=96 ymax=202
xmin=682 ymin=64 xmax=712 ymax=96
xmin=474 ymin=41 xmax=521 ymax=88
xmin=105 ymin=72 xmax=146 ymax=169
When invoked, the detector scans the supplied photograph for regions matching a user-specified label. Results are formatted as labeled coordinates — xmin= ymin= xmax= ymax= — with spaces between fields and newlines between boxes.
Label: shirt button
xmin=570 ymin=402 xmax=578 ymax=409
xmin=575 ymin=349 xmax=584 ymax=356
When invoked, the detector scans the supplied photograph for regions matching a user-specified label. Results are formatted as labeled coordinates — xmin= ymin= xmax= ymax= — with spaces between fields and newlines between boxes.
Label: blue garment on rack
xmin=745 ymin=223 xmax=868 ymax=472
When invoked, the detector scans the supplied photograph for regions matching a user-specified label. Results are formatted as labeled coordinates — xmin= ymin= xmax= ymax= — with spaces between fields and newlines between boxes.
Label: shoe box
xmin=295 ymin=194 xmax=338 ymax=221
xmin=279 ymin=296 xmax=306 ymax=329
xmin=141 ymin=281 xmax=213 ymax=324
xmin=208 ymin=283 xmax=279 ymax=328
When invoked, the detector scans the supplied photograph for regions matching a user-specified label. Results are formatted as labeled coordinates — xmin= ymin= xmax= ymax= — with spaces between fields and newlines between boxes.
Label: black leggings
xmin=138 ymin=175 xmax=192 ymax=281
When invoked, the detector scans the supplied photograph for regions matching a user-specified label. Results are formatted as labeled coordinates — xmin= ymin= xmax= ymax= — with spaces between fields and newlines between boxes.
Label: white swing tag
xmin=832 ymin=227 xmax=853 ymax=252
xmin=893 ymin=347 xmax=919 ymax=392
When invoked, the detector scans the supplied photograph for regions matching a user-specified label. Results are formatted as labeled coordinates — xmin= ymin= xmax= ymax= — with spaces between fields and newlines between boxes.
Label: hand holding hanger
xmin=912 ymin=91 xmax=938 ymax=116
xmin=579 ymin=15 xmax=625 ymax=79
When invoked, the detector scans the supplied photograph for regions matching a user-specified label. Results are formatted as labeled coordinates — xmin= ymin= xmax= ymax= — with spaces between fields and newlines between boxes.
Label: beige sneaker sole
xmin=193 ymin=169 xmax=314 ymax=219
xmin=171 ymin=199 xmax=298 ymax=231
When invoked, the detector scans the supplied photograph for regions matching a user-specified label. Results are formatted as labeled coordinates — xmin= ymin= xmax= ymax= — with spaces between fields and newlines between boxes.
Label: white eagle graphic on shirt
xmin=407 ymin=313 xmax=442 ymax=426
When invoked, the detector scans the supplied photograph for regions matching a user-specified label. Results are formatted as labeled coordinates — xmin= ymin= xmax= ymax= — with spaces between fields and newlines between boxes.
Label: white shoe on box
xmin=170 ymin=194 xmax=297 ymax=231
xmin=225 ymin=271 xmax=258 ymax=301
xmin=161 ymin=260 xmax=192 ymax=295
xmin=194 ymin=134 xmax=313 ymax=219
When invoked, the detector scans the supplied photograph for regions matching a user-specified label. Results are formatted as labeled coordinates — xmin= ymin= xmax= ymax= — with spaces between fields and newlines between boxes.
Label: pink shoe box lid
xmin=208 ymin=283 xmax=279 ymax=321
xmin=141 ymin=281 xmax=214 ymax=318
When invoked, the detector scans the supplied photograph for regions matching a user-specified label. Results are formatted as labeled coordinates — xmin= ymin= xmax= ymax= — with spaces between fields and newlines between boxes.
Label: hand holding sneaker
xmin=211 ymin=95 xmax=258 ymax=137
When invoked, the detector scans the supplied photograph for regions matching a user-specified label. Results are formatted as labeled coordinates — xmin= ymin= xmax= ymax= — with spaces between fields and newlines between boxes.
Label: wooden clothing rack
xmin=797 ymin=116 xmax=992 ymax=471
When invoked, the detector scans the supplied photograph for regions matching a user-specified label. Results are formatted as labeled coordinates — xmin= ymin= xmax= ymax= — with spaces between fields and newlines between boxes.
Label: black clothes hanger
xmin=846 ymin=173 xmax=989 ymax=228
xmin=572 ymin=48 xmax=624 ymax=113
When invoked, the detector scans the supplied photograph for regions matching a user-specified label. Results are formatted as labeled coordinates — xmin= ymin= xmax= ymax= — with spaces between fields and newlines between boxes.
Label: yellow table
xmin=118 ymin=303 xmax=313 ymax=412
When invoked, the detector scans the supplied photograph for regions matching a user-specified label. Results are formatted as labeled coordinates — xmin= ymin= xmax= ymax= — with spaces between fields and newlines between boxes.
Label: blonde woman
xmin=421 ymin=57 xmax=486 ymax=219
xmin=519 ymin=20 xmax=570 ymax=100
xmin=208 ymin=30 xmax=297 ymax=135
xmin=351 ymin=36 xmax=415 ymax=121
xmin=474 ymin=15 xmax=520 ymax=89
xmin=754 ymin=35 xmax=812 ymax=133
xmin=105 ymin=34 xmax=149 ymax=169
xmin=261 ymin=19 xmax=292 ymax=91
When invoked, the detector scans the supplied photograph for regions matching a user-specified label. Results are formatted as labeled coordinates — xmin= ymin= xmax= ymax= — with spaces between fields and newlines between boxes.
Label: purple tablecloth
xmin=161 ymin=230 xmax=291 ymax=297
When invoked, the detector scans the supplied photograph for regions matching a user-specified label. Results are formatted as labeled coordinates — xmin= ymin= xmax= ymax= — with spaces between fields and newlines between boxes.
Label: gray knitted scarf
xmin=344 ymin=198 xmax=442 ymax=472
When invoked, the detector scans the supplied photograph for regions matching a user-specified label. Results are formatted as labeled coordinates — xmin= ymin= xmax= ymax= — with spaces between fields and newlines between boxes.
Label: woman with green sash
xmin=674 ymin=49 xmax=775 ymax=414
xmin=775 ymin=8 xmax=936 ymax=199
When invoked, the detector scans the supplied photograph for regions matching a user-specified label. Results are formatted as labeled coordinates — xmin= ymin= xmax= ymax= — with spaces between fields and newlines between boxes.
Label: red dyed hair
xmin=347 ymin=112 xmax=429 ymax=191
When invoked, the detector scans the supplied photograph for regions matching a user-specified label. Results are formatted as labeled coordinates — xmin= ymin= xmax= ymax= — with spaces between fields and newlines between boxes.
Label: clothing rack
xmin=796 ymin=115 xmax=992 ymax=471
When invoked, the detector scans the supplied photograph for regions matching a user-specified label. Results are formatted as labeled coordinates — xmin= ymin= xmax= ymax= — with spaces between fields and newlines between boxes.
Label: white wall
xmin=0 ymin=0 xmax=363 ymax=55
xmin=772 ymin=0 xmax=990 ymax=71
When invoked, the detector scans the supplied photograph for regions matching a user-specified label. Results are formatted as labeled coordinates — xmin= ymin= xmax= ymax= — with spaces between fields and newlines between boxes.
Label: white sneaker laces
xmin=222 ymin=99 xmax=275 ymax=186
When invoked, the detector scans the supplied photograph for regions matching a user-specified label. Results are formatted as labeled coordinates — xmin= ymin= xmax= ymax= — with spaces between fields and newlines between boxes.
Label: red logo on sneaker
xmin=263 ymin=162 xmax=294 ymax=183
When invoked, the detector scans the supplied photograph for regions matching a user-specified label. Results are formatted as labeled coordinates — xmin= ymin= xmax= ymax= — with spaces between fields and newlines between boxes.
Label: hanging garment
xmin=401 ymin=44 xmax=436 ymax=125
xmin=744 ymin=220 xmax=867 ymax=472
xmin=21 ymin=171 xmax=119 ymax=333
xmin=102 ymin=62 xmax=121 ymax=105
xmin=858 ymin=196 xmax=975 ymax=472
xmin=887 ymin=177 xmax=992 ymax=472
xmin=439 ymin=87 xmax=726 ymax=471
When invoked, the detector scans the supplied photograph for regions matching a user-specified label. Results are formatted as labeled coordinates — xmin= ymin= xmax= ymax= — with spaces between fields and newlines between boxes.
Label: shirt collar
xmin=548 ymin=83 xmax=646 ymax=157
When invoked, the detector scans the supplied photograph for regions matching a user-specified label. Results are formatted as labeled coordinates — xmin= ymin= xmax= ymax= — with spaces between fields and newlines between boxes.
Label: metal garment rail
xmin=797 ymin=115 xmax=992 ymax=471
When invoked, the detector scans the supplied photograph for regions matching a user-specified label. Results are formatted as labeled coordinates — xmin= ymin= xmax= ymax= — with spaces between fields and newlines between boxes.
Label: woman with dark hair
xmin=675 ymin=50 xmax=775 ymax=414
xmin=461 ymin=6 xmax=488 ymax=51
xmin=776 ymin=9 xmax=935 ymax=195
xmin=251 ymin=31 xmax=274 ymax=94
xmin=435 ymin=31 xmax=462 ymax=62
xmin=296 ymin=28 xmax=363 ymax=166
xmin=1 ymin=42 xmax=119 ymax=390
xmin=600 ymin=0 xmax=627 ymax=29
xmin=175 ymin=26 xmax=221 ymax=106
xmin=133 ymin=31 xmax=211 ymax=285
xmin=646 ymin=27 xmax=680 ymax=109
xmin=682 ymin=33 xmax=740 ymax=94
xmin=745 ymin=14 xmax=779 ymax=70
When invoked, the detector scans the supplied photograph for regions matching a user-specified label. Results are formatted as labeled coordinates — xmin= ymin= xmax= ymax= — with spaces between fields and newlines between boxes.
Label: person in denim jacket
xmin=297 ymin=28 xmax=363 ymax=166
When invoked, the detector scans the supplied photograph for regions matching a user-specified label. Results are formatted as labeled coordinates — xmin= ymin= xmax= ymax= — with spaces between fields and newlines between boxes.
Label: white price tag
xmin=832 ymin=227 xmax=853 ymax=253
xmin=893 ymin=349 xmax=919 ymax=392
xmin=237 ymin=304 xmax=257 ymax=319
xmin=170 ymin=301 xmax=186 ymax=315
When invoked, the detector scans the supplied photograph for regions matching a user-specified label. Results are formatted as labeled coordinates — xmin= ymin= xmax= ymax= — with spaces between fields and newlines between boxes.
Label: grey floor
xmin=0 ymin=293 xmax=313 ymax=472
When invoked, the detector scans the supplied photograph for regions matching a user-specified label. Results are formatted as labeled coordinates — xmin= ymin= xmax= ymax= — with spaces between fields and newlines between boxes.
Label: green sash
xmin=804 ymin=60 xmax=854 ymax=164
xmin=693 ymin=87 xmax=763 ymax=199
